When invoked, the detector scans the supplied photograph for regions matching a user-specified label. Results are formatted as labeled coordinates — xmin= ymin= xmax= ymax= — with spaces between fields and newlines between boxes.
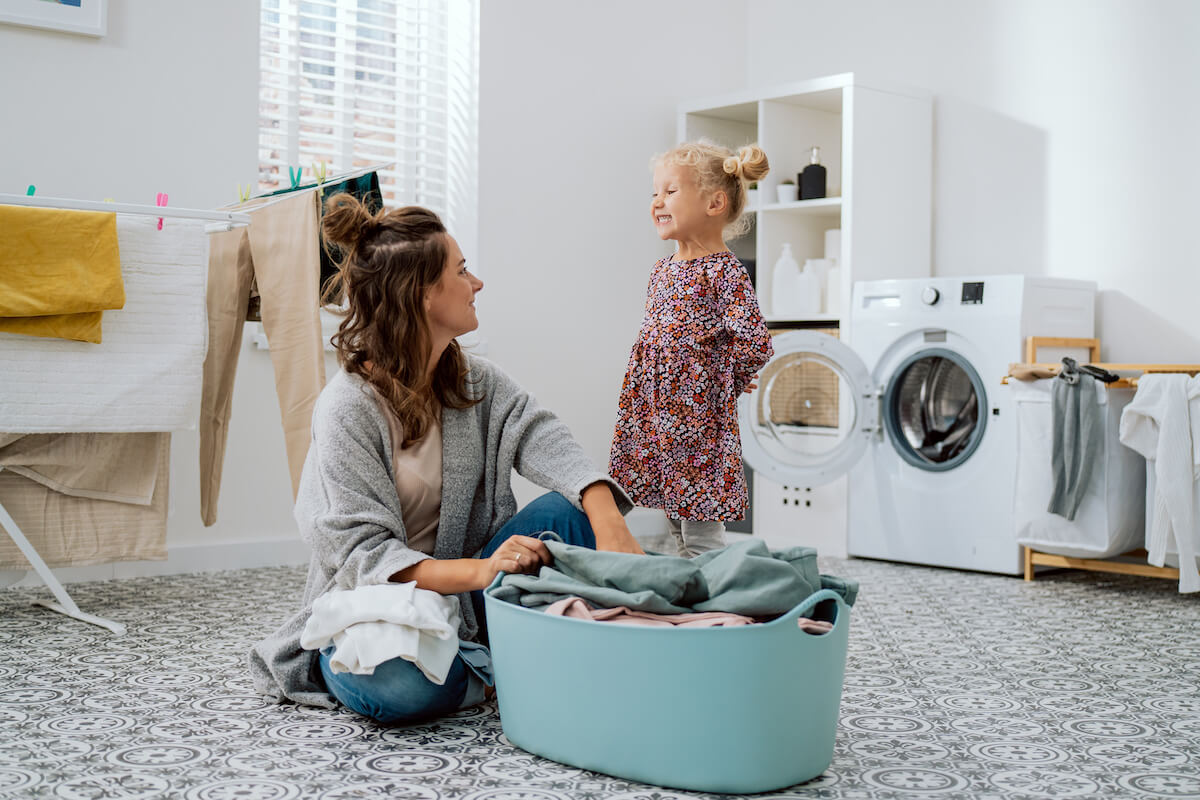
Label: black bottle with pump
xmin=799 ymin=145 xmax=826 ymax=200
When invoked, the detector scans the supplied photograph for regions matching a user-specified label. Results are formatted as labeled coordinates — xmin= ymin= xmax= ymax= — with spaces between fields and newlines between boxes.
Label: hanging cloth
xmin=0 ymin=205 xmax=124 ymax=343
xmin=243 ymin=171 xmax=383 ymax=318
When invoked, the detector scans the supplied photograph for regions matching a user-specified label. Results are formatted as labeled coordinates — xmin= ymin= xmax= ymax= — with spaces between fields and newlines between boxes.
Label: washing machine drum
xmin=884 ymin=348 xmax=987 ymax=471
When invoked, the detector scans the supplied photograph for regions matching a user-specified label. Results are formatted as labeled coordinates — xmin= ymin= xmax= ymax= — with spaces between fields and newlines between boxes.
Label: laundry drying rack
xmin=1004 ymin=336 xmax=1200 ymax=583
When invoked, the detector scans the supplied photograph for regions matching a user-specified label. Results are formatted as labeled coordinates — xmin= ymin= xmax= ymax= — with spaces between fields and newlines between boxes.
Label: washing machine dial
xmin=921 ymin=286 xmax=941 ymax=305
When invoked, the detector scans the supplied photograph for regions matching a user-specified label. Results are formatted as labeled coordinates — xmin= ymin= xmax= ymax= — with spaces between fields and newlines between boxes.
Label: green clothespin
xmin=288 ymin=166 xmax=302 ymax=190
xmin=25 ymin=185 xmax=35 ymax=196
xmin=312 ymin=162 xmax=327 ymax=198
xmin=237 ymin=183 xmax=252 ymax=203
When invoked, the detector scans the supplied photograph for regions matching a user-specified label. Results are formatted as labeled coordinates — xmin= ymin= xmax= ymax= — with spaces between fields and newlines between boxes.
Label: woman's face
xmin=425 ymin=234 xmax=483 ymax=341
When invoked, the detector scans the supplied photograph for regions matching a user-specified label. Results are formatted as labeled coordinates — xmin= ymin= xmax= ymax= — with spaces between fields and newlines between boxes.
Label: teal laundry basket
xmin=483 ymin=583 xmax=850 ymax=794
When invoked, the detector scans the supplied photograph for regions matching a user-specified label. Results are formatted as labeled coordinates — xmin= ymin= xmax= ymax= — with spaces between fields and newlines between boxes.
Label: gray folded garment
xmin=1047 ymin=373 xmax=1102 ymax=521
xmin=491 ymin=538 xmax=857 ymax=618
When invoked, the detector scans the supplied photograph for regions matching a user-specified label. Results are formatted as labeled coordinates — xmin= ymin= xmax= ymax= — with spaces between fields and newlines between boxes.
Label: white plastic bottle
xmin=771 ymin=244 xmax=801 ymax=317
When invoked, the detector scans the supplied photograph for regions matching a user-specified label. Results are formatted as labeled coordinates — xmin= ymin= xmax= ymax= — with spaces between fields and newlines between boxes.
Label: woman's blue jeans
xmin=319 ymin=491 xmax=595 ymax=724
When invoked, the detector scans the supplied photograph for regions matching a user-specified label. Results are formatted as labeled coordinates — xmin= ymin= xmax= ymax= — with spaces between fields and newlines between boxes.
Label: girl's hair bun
xmin=322 ymin=193 xmax=375 ymax=250
xmin=722 ymin=155 xmax=743 ymax=178
xmin=736 ymin=145 xmax=770 ymax=183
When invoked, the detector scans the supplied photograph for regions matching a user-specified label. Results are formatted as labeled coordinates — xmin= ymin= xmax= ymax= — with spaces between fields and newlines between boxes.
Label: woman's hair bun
xmin=322 ymin=193 xmax=375 ymax=250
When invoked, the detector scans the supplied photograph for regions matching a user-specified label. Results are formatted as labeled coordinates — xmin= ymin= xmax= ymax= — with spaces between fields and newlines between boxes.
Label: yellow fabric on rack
xmin=0 ymin=205 xmax=124 ymax=343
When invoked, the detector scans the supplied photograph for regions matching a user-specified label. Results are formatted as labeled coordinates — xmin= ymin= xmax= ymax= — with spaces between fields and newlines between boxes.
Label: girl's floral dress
xmin=609 ymin=251 xmax=773 ymax=521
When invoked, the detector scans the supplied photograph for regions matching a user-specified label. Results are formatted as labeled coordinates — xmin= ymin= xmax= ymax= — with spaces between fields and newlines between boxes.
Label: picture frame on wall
xmin=0 ymin=0 xmax=107 ymax=37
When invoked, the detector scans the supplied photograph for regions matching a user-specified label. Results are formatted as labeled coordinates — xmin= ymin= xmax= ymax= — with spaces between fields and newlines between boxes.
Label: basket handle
xmin=776 ymin=588 xmax=847 ymax=631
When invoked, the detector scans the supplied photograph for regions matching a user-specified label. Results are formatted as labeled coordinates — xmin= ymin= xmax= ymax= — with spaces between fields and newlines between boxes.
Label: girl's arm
xmin=717 ymin=255 xmax=774 ymax=392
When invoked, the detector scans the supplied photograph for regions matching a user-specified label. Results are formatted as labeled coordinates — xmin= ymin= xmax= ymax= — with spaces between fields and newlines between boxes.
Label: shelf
xmin=754 ymin=197 xmax=842 ymax=215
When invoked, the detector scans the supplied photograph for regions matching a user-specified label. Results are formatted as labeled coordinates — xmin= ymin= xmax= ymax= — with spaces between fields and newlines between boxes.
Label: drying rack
xmin=1004 ymin=336 xmax=1200 ymax=583
xmin=0 ymin=194 xmax=250 ymax=636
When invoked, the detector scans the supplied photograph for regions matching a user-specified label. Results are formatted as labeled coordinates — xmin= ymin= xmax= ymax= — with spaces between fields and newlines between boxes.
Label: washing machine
xmin=738 ymin=275 xmax=1096 ymax=575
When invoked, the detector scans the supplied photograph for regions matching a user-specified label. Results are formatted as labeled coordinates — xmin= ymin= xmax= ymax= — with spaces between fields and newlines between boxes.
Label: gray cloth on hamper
xmin=491 ymin=538 xmax=858 ymax=617
xmin=1047 ymin=373 xmax=1102 ymax=521
xmin=248 ymin=357 xmax=632 ymax=708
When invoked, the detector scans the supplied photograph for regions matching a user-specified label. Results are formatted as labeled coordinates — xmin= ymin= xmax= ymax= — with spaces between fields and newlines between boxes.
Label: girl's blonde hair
xmin=656 ymin=139 xmax=770 ymax=239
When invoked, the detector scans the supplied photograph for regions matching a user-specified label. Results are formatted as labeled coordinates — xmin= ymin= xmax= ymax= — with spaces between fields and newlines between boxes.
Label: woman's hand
xmin=582 ymin=482 xmax=645 ymax=554
xmin=592 ymin=517 xmax=645 ymax=554
xmin=476 ymin=534 xmax=552 ymax=587
xmin=743 ymin=372 xmax=760 ymax=394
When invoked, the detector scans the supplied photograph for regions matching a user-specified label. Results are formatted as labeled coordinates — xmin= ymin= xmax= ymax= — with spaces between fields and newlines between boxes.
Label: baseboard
xmin=0 ymin=536 xmax=311 ymax=589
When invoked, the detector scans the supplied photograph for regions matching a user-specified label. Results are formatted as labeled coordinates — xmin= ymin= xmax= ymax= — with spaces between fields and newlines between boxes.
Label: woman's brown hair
xmin=321 ymin=193 xmax=479 ymax=447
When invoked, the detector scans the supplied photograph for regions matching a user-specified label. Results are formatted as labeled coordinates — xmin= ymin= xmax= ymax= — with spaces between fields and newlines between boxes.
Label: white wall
xmin=1 ymin=0 xmax=310 ymax=583
xmin=745 ymin=0 xmax=1200 ymax=362
xmin=477 ymin=0 xmax=748 ymax=515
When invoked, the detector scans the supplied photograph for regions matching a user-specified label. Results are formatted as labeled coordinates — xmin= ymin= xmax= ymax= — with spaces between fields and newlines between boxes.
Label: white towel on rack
xmin=0 ymin=216 xmax=208 ymax=433
xmin=1119 ymin=373 xmax=1200 ymax=593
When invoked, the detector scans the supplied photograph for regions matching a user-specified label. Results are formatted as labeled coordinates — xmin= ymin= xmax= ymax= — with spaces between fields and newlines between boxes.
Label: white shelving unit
xmin=678 ymin=73 xmax=933 ymax=550
xmin=677 ymin=72 xmax=932 ymax=326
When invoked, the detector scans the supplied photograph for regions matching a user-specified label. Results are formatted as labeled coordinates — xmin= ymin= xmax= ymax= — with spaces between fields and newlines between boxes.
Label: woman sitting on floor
xmin=249 ymin=194 xmax=642 ymax=723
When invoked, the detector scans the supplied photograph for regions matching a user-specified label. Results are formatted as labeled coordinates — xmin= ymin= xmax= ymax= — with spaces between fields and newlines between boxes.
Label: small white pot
xmin=776 ymin=184 xmax=798 ymax=203
xmin=746 ymin=189 xmax=759 ymax=208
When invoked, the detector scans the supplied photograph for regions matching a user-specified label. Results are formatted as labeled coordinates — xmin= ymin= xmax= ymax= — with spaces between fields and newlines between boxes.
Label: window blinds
xmin=257 ymin=0 xmax=478 ymax=235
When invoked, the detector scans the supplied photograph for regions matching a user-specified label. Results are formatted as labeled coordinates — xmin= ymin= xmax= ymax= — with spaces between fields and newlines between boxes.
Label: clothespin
xmin=312 ymin=162 xmax=327 ymax=197
xmin=155 ymin=192 xmax=168 ymax=230
xmin=25 ymin=185 xmax=35 ymax=196
xmin=237 ymin=183 xmax=252 ymax=203
xmin=289 ymin=166 xmax=302 ymax=190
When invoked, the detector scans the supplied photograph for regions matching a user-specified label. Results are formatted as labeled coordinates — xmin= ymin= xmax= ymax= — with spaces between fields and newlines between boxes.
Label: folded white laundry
xmin=1119 ymin=373 xmax=1200 ymax=593
xmin=300 ymin=582 xmax=462 ymax=684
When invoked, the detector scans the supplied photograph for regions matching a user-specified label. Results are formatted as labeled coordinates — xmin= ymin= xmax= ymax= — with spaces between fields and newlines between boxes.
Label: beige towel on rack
xmin=0 ymin=205 xmax=125 ymax=343
xmin=0 ymin=433 xmax=169 ymax=569
xmin=0 ymin=432 xmax=160 ymax=505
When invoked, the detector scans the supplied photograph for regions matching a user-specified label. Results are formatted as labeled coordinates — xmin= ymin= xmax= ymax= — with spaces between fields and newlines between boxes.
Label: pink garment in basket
xmin=544 ymin=596 xmax=834 ymax=634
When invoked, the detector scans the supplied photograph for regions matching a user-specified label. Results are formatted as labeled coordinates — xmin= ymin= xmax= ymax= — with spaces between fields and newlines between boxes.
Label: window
xmin=257 ymin=0 xmax=478 ymax=255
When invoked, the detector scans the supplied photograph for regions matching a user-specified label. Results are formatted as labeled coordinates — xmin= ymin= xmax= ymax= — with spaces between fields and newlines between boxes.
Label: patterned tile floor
xmin=1 ymin=557 xmax=1198 ymax=799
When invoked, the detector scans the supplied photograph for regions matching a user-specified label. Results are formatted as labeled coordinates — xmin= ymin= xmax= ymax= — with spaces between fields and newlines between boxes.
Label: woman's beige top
xmin=376 ymin=398 xmax=442 ymax=555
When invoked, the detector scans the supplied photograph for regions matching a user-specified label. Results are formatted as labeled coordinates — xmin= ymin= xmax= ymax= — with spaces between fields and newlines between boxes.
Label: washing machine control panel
xmin=961 ymin=281 xmax=985 ymax=304
xmin=920 ymin=286 xmax=940 ymax=305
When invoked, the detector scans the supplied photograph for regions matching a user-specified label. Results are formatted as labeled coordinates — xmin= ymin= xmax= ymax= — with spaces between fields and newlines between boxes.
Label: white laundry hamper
xmin=1010 ymin=378 xmax=1145 ymax=558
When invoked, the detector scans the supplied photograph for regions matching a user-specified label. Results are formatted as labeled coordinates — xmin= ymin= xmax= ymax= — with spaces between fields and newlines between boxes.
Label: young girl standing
xmin=609 ymin=141 xmax=774 ymax=557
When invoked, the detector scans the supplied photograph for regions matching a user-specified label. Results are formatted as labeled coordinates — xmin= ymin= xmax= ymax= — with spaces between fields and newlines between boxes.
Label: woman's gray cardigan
xmin=249 ymin=355 xmax=633 ymax=708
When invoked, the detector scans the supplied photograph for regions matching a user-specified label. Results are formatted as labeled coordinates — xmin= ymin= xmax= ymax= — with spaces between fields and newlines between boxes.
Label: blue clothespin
xmin=289 ymin=166 xmax=302 ymax=190
xmin=25 ymin=185 xmax=35 ymax=196
xmin=312 ymin=162 xmax=327 ymax=198
xmin=237 ymin=183 xmax=252 ymax=203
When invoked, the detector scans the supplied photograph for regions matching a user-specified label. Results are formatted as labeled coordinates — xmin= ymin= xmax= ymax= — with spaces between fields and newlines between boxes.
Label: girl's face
xmin=425 ymin=235 xmax=483 ymax=342
xmin=650 ymin=163 xmax=723 ymax=242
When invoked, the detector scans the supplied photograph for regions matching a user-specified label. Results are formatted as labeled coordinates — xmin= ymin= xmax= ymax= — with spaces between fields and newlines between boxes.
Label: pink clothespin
xmin=155 ymin=192 xmax=168 ymax=230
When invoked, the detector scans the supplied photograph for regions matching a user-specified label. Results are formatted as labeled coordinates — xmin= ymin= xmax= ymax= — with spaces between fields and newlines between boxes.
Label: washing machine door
xmin=738 ymin=330 xmax=877 ymax=487
xmin=880 ymin=346 xmax=989 ymax=471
